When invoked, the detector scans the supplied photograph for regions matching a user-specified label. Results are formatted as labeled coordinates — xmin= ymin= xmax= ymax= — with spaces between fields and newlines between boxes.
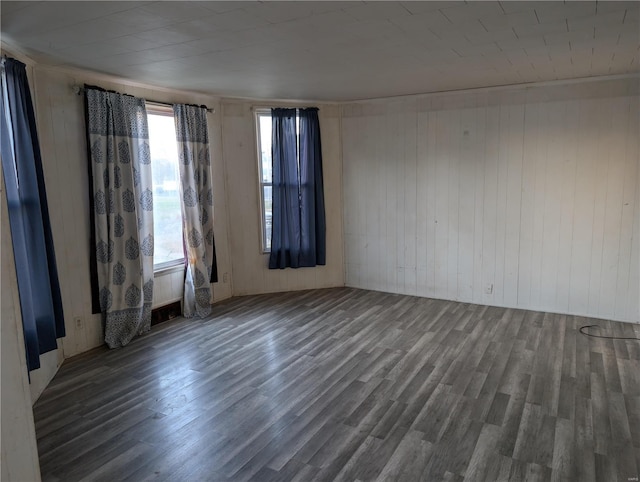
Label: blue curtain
xmin=0 ymin=57 xmax=65 ymax=371
xmin=269 ymin=108 xmax=300 ymax=269
xmin=298 ymin=108 xmax=326 ymax=266
xmin=269 ymin=108 xmax=326 ymax=269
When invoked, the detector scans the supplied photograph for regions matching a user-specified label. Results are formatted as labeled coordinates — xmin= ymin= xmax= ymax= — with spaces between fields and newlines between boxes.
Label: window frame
xmin=146 ymin=103 xmax=186 ymax=272
xmin=254 ymin=108 xmax=273 ymax=254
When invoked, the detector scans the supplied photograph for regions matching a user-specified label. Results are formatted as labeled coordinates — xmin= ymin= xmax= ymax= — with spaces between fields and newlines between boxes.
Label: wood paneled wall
xmin=222 ymin=101 xmax=344 ymax=295
xmin=1 ymin=168 xmax=42 ymax=481
xmin=31 ymin=67 xmax=234 ymax=366
xmin=342 ymin=78 xmax=639 ymax=323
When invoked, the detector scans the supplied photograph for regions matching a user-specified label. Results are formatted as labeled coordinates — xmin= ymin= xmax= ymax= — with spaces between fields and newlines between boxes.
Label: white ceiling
xmin=2 ymin=1 xmax=639 ymax=101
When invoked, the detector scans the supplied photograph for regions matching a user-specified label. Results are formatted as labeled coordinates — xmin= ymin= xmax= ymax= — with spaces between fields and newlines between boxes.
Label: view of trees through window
xmin=148 ymin=111 xmax=184 ymax=268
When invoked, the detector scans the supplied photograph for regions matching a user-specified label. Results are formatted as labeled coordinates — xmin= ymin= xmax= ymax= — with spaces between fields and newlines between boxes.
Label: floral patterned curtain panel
xmin=173 ymin=104 xmax=215 ymax=318
xmin=85 ymin=87 xmax=154 ymax=347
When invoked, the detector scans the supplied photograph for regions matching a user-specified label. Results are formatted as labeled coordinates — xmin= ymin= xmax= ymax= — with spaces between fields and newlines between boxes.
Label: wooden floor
xmin=34 ymin=288 xmax=640 ymax=482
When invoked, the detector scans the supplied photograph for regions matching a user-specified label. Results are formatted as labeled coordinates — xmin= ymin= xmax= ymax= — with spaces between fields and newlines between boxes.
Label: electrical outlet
xmin=223 ymin=272 xmax=229 ymax=283
xmin=484 ymin=283 xmax=493 ymax=295
xmin=74 ymin=317 xmax=83 ymax=330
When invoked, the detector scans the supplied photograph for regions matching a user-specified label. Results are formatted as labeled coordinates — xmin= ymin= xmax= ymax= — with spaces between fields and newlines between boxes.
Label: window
xmin=255 ymin=110 xmax=273 ymax=252
xmin=147 ymin=107 xmax=184 ymax=270
xmin=255 ymin=108 xmax=325 ymax=265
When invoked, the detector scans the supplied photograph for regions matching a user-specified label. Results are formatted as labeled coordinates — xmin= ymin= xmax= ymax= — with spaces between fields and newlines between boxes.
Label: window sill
xmin=154 ymin=260 xmax=185 ymax=276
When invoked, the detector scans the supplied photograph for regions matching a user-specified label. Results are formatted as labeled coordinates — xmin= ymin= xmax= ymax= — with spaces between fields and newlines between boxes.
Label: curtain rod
xmin=250 ymin=105 xmax=318 ymax=111
xmin=72 ymin=85 xmax=214 ymax=114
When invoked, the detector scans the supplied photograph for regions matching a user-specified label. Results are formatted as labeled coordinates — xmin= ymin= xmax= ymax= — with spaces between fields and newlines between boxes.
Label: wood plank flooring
xmin=33 ymin=288 xmax=640 ymax=481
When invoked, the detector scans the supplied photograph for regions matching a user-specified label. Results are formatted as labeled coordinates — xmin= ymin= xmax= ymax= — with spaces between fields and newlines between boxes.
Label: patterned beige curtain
xmin=85 ymin=88 xmax=154 ymax=347
xmin=173 ymin=104 xmax=214 ymax=318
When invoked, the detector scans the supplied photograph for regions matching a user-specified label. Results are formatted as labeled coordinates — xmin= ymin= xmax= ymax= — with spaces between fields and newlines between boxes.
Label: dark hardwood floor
xmin=33 ymin=288 xmax=640 ymax=481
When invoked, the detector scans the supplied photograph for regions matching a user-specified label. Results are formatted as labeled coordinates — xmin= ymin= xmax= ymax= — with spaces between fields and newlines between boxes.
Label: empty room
xmin=1 ymin=1 xmax=639 ymax=481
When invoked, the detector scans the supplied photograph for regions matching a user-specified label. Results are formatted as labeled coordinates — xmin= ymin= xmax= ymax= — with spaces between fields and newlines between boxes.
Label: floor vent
xmin=151 ymin=301 xmax=182 ymax=326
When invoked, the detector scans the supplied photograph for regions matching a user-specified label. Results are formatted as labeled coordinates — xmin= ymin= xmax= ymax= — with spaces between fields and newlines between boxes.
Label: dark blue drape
xmin=269 ymin=107 xmax=326 ymax=269
xmin=269 ymin=108 xmax=299 ymax=269
xmin=298 ymin=108 xmax=326 ymax=266
xmin=0 ymin=58 xmax=65 ymax=371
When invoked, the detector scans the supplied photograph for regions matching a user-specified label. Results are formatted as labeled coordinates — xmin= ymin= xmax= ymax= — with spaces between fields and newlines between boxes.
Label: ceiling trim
xmin=343 ymin=73 xmax=640 ymax=104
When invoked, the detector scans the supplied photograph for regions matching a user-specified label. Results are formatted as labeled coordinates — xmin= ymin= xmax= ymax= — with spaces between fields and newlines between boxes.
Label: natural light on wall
xmin=147 ymin=109 xmax=184 ymax=269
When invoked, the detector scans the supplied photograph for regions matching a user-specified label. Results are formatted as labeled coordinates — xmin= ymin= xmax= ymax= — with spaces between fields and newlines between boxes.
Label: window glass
xmin=256 ymin=112 xmax=273 ymax=252
xmin=147 ymin=111 xmax=184 ymax=268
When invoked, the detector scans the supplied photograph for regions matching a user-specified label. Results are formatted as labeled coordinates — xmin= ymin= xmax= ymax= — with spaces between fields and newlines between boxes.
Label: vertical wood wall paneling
xmin=481 ymin=105 xmax=500 ymax=307
xmin=415 ymin=108 xmax=427 ymax=295
xmin=384 ymin=105 xmax=398 ymax=293
xmin=493 ymin=103 xmax=510 ymax=307
xmin=1 ymin=168 xmax=43 ymax=481
xmin=373 ymin=110 xmax=386 ymax=292
xmin=319 ymin=105 xmax=345 ymax=291
xmin=447 ymin=108 xmax=461 ymax=302
xmin=342 ymin=105 xmax=356 ymax=287
xmin=404 ymin=102 xmax=418 ymax=295
xmin=615 ymin=96 xmax=638 ymax=320
xmin=568 ymin=98 xmax=598 ymax=316
xmin=458 ymin=106 xmax=477 ymax=303
xmin=434 ymin=109 xmax=449 ymax=299
xmin=503 ymin=103 xmax=525 ymax=308
xmin=556 ymin=100 xmax=580 ymax=313
xmin=341 ymin=79 xmax=639 ymax=323
xmin=472 ymin=106 xmax=487 ymax=305
xmin=425 ymin=109 xmax=438 ymax=296
xmin=587 ymin=98 xmax=612 ymax=317
xmin=599 ymin=97 xmax=627 ymax=319
xmin=625 ymin=97 xmax=640 ymax=321
xmin=352 ymin=104 xmax=369 ymax=291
